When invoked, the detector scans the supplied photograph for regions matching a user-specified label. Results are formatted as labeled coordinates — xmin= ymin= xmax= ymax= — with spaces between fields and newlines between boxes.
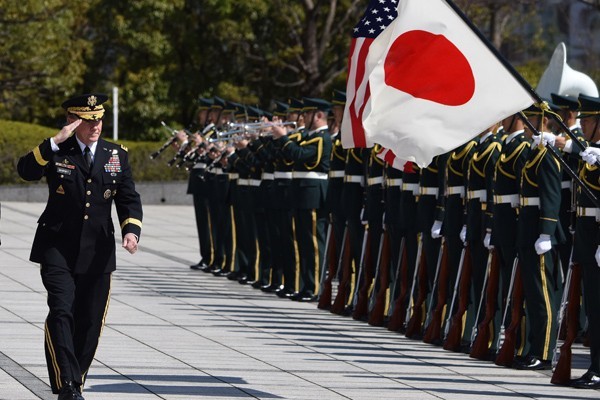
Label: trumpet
xmin=228 ymin=121 xmax=297 ymax=130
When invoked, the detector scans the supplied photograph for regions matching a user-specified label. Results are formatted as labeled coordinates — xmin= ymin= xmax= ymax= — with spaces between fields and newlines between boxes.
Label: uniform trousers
xmin=192 ymin=193 xmax=212 ymax=265
xmin=295 ymin=208 xmax=327 ymax=296
xmin=41 ymin=264 xmax=111 ymax=394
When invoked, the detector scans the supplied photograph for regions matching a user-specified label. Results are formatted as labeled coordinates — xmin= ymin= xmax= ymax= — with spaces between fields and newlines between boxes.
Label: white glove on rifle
xmin=534 ymin=234 xmax=552 ymax=255
xmin=595 ymin=245 xmax=600 ymax=267
xmin=484 ymin=232 xmax=493 ymax=249
xmin=532 ymin=132 xmax=556 ymax=148
xmin=581 ymin=147 xmax=600 ymax=166
xmin=459 ymin=225 xmax=467 ymax=245
xmin=431 ymin=220 xmax=443 ymax=239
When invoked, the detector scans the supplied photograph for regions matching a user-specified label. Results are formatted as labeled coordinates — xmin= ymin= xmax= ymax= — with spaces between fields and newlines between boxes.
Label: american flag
xmin=342 ymin=0 xmax=398 ymax=149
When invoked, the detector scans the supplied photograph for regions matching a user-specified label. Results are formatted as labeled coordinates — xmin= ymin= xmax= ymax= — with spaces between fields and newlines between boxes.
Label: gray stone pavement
xmin=0 ymin=201 xmax=598 ymax=400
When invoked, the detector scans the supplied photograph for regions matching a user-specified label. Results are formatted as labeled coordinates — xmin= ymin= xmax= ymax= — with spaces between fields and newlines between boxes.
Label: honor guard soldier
xmin=463 ymin=126 xmax=501 ymax=349
xmin=491 ymin=114 xmax=530 ymax=355
xmin=272 ymin=99 xmax=305 ymax=298
xmin=551 ymin=93 xmax=585 ymax=278
xmin=17 ymin=93 xmax=143 ymax=400
xmin=570 ymin=94 xmax=600 ymax=389
xmin=327 ymin=90 xmax=348 ymax=264
xmin=271 ymin=97 xmax=333 ymax=302
xmin=437 ymin=139 xmax=477 ymax=340
xmin=189 ymin=97 xmax=216 ymax=271
xmin=514 ymin=104 xmax=564 ymax=370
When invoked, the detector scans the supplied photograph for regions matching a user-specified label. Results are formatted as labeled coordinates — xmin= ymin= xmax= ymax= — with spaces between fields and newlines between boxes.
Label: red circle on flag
xmin=384 ymin=30 xmax=475 ymax=106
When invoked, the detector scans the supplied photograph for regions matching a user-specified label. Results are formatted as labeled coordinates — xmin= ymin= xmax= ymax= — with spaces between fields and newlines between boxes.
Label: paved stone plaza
xmin=1 ymin=201 xmax=597 ymax=399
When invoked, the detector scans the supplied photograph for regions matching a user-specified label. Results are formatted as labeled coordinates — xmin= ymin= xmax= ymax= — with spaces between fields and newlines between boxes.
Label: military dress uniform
xmin=17 ymin=94 xmax=142 ymax=397
xmin=571 ymin=94 xmax=600 ymax=388
xmin=189 ymin=98 xmax=216 ymax=270
xmin=275 ymin=98 xmax=332 ymax=301
xmin=516 ymin=127 xmax=564 ymax=369
xmin=491 ymin=126 xmax=530 ymax=354
xmin=464 ymin=130 xmax=501 ymax=345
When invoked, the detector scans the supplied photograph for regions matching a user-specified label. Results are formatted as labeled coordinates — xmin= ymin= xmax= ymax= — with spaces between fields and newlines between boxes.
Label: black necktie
xmin=84 ymin=146 xmax=93 ymax=169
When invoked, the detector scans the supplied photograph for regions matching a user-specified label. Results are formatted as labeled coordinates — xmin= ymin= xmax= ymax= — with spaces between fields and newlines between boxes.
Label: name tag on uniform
xmin=56 ymin=167 xmax=72 ymax=175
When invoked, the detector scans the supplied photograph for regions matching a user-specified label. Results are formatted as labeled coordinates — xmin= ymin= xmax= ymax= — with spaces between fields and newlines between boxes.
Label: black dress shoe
xmin=275 ymin=288 xmax=294 ymax=298
xmin=262 ymin=284 xmax=283 ymax=293
xmin=190 ymin=261 xmax=209 ymax=270
xmin=298 ymin=294 xmax=318 ymax=302
xmin=211 ymin=268 xmax=224 ymax=276
xmin=571 ymin=371 xmax=600 ymax=389
xmin=214 ymin=269 xmax=230 ymax=277
xmin=289 ymin=291 xmax=303 ymax=301
xmin=226 ymin=271 xmax=241 ymax=280
xmin=513 ymin=355 xmax=551 ymax=370
xmin=251 ymin=281 xmax=264 ymax=289
xmin=58 ymin=381 xmax=84 ymax=400
xmin=200 ymin=264 xmax=215 ymax=273
xmin=237 ymin=274 xmax=249 ymax=284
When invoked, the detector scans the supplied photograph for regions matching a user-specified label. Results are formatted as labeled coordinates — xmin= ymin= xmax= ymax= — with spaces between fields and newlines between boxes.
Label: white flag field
xmin=350 ymin=0 xmax=535 ymax=167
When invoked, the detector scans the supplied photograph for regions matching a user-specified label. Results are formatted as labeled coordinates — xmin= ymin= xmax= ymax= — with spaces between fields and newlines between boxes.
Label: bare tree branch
xmin=318 ymin=0 xmax=337 ymax=58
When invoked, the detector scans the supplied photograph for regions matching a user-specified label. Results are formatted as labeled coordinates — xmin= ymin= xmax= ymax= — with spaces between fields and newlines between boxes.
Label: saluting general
xmin=17 ymin=93 xmax=143 ymax=400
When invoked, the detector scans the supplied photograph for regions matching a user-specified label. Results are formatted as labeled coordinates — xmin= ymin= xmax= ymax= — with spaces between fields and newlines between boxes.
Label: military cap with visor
xmin=302 ymin=97 xmax=332 ymax=113
xmin=61 ymin=93 xmax=108 ymax=121
xmin=578 ymin=94 xmax=600 ymax=118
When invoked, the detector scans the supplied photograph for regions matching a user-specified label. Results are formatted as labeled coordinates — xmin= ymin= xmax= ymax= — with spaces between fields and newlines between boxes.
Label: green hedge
xmin=0 ymin=120 xmax=188 ymax=185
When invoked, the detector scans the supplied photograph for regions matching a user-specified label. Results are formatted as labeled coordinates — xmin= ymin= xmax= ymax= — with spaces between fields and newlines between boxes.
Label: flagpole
xmin=443 ymin=0 xmax=586 ymax=152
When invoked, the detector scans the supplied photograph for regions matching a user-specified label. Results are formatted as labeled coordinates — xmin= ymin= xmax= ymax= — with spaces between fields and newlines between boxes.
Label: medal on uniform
xmin=56 ymin=185 xmax=65 ymax=195
xmin=104 ymin=189 xmax=112 ymax=199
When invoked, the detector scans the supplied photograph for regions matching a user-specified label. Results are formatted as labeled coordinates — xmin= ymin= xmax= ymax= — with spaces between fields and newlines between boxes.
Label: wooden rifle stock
xmin=551 ymin=263 xmax=581 ymax=385
xmin=317 ymin=223 xmax=338 ymax=310
xmin=443 ymin=246 xmax=472 ymax=351
xmin=423 ymin=240 xmax=449 ymax=344
xmin=387 ymin=240 xmax=409 ymax=331
xmin=495 ymin=262 xmax=524 ymax=366
xmin=368 ymin=230 xmax=391 ymax=326
xmin=470 ymin=248 xmax=501 ymax=360
xmin=352 ymin=230 xmax=374 ymax=320
xmin=330 ymin=227 xmax=353 ymax=315
xmin=405 ymin=246 xmax=429 ymax=338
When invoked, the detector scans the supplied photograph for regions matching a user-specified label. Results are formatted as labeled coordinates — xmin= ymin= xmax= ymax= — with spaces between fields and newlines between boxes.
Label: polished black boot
xmin=57 ymin=381 xmax=84 ymax=400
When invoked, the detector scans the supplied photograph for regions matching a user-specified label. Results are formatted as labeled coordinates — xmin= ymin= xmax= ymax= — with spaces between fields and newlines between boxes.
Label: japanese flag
xmin=363 ymin=0 xmax=534 ymax=167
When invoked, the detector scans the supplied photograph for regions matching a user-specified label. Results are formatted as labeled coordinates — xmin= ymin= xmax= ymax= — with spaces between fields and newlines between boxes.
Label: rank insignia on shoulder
xmin=104 ymin=189 xmax=112 ymax=199
xmin=56 ymin=185 xmax=65 ymax=195
xmin=120 ymin=144 xmax=128 ymax=152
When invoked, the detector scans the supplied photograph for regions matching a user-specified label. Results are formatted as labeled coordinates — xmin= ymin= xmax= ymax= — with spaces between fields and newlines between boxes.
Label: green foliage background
xmin=0 ymin=120 xmax=187 ymax=185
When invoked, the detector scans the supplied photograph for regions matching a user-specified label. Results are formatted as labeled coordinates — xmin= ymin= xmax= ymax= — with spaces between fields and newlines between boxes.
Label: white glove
xmin=534 ymin=234 xmax=552 ymax=255
xmin=581 ymin=147 xmax=600 ymax=166
xmin=532 ymin=133 xmax=556 ymax=148
xmin=431 ymin=220 xmax=443 ymax=239
xmin=484 ymin=232 xmax=493 ymax=249
xmin=595 ymin=246 xmax=600 ymax=267
xmin=459 ymin=225 xmax=467 ymax=244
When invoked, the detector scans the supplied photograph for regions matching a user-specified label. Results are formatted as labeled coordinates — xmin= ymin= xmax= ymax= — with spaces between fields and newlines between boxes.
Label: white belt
xmin=468 ymin=189 xmax=487 ymax=202
xmin=237 ymin=179 xmax=250 ymax=186
xmin=520 ymin=196 xmax=540 ymax=207
xmin=368 ymin=176 xmax=384 ymax=186
xmin=561 ymin=181 xmax=571 ymax=190
xmin=229 ymin=173 xmax=239 ymax=180
xmin=387 ymin=178 xmax=403 ymax=187
xmin=262 ymin=173 xmax=274 ymax=181
xmin=344 ymin=175 xmax=365 ymax=185
xmin=215 ymin=168 xmax=226 ymax=175
xmin=577 ymin=207 xmax=599 ymax=220
xmin=192 ymin=162 xmax=207 ymax=169
xmin=293 ymin=171 xmax=328 ymax=180
xmin=402 ymin=183 xmax=419 ymax=195
xmin=249 ymin=179 xmax=262 ymax=187
xmin=494 ymin=194 xmax=519 ymax=207
xmin=274 ymin=172 xmax=293 ymax=180
xmin=329 ymin=170 xmax=345 ymax=179
xmin=446 ymin=186 xmax=465 ymax=197
xmin=420 ymin=187 xmax=438 ymax=197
